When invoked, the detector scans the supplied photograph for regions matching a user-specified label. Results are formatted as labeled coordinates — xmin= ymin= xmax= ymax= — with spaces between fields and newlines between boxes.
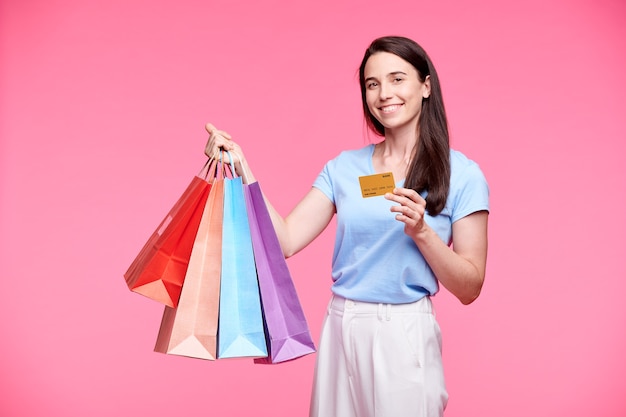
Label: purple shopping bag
xmin=244 ymin=181 xmax=316 ymax=364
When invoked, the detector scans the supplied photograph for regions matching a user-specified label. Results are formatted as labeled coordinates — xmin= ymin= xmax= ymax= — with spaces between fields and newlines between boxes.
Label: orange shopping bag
xmin=154 ymin=161 xmax=225 ymax=360
xmin=124 ymin=161 xmax=213 ymax=308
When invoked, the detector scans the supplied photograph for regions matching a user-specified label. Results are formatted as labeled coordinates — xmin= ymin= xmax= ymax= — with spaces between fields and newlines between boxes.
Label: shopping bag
xmin=217 ymin=165 xmax=268 ymax=359
xmin=124 ymin=162 xmax=212 ymax=308
xmin=154 ymin=162 xmax=224 ymax=360
xmin=244 ymin=182 xmax=316 ymax=364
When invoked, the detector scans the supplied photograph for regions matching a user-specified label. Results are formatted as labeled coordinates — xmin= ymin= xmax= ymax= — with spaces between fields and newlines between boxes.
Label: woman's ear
xmin=423 ymin=75 xmax=432 ymax=99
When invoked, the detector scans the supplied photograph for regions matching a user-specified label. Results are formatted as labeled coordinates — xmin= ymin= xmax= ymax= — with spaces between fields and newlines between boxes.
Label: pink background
xmin=1 ymin=0 xmax=625 ymax=416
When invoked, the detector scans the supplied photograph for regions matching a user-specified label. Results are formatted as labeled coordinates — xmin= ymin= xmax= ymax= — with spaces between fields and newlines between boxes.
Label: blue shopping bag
xmin=217 ymin=167 xmax=268 ymax=359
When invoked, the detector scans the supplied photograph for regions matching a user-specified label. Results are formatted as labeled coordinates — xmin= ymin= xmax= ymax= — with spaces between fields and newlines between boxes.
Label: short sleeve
xmin=450 ymin=160 xmax=490 ymax=223
xmin=313 ymin=162 xmax=335 ymax=204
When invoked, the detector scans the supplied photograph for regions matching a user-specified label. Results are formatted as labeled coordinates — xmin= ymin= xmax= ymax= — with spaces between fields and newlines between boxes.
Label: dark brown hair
xmin=359 ymin=36 xmax=450 ymax=215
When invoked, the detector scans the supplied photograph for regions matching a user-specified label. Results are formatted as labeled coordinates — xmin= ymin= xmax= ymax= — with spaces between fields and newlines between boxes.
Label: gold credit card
xmin=358 ymin=172 xmax=395 ymax=198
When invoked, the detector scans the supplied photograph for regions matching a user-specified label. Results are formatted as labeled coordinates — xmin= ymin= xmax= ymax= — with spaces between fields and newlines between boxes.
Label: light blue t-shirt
xmin=313 ymin=144 xmax=489 ymax=304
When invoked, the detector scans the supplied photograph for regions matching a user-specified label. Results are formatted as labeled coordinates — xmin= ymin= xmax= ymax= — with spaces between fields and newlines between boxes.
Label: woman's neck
xmin=373 ymin=128 xmax=418 ymax=179
xmin=379 ymin=125 xmax=418 ymax=159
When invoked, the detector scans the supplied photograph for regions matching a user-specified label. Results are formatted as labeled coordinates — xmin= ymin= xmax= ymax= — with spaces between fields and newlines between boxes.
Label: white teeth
xmin=381 ymin=104 xmax=401 ymax=113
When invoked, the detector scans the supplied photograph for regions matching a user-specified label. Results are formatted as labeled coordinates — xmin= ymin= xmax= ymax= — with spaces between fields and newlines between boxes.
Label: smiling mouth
xmin=380 ymin=104 xmax=402 ymax=113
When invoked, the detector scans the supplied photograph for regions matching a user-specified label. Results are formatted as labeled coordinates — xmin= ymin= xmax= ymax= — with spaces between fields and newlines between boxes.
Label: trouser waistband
xmin=329 ymin=295 xmax=433 ymax=320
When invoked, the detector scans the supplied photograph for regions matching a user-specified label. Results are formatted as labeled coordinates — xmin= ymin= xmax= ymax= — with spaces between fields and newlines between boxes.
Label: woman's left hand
xmin=385 ymin=187 xmax=428 ymax=236
xmin=387 ymin=187 xmax=489 ymax=305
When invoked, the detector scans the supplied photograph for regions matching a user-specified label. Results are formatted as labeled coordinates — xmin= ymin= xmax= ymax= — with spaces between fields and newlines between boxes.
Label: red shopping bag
xmin=124 ymin=161 xmax=212 ymax=308
xmin=154 ymin=162 xmax=225 ymax=360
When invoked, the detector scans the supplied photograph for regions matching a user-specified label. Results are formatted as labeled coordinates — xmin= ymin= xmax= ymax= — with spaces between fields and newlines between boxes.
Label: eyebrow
xmin=364 ymin=71 xmax=408 ymax=83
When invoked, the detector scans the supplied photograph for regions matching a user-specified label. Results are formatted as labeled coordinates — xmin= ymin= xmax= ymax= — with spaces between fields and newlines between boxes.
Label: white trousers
xmin=309 ymin=295 xmax=448 ymax=417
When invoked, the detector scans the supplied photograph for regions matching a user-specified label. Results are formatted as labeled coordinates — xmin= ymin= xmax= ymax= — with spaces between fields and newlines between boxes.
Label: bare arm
xmin=414 ymin=212 xmax=488 ymax=305
xmin=386 ymin=187 xmax=488 ymax=305
xmin=264 ymin=188 xmax=335 ymax=257
xmin=204 ymin=123 xmax=335 ymax=257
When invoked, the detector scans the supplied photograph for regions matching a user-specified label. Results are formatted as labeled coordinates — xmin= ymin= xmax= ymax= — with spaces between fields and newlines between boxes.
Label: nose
xmin=379 ymin=81 xmax=392 ymax=100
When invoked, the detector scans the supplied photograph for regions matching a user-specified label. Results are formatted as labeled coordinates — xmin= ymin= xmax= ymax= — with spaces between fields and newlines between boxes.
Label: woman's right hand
xmin=204 ymin=123 xmax=255 ymax=182
xmin=205 ymin=122 xmax=237 ymax=159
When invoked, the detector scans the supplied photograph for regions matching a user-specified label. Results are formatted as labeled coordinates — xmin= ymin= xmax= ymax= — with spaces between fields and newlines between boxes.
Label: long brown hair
xmin=359 ymin=36 xmax=450 ymax=215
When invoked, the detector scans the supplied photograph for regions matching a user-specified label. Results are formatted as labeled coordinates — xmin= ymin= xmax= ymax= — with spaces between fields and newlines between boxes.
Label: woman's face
xmin=363 ymin=52 xmax=431 ymax=134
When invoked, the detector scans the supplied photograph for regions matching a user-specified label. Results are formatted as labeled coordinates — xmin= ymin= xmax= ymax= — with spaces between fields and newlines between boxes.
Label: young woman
xmin=205 ymin=36 xmax=489 ymax=417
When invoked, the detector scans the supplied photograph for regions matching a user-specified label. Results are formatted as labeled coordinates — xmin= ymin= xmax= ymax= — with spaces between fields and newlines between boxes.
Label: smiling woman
xmin=3 ymin=0 xmax=624 ymax=415
xmin=204 ymin=36 xmax=490 ymax=417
